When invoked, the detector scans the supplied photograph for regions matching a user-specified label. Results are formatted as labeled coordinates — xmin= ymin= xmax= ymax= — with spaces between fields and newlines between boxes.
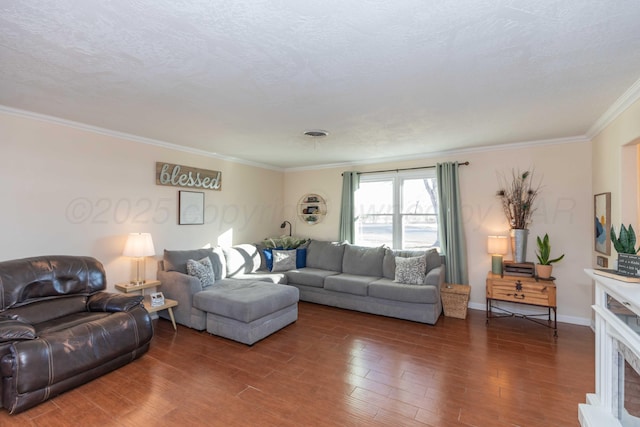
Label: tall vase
xmin=510 ymin=228 xmax=529 ymax=263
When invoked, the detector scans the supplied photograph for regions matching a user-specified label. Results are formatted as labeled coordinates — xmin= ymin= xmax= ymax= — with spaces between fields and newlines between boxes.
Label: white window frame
xmin=355 ymin=170 xmax=439 ymax=250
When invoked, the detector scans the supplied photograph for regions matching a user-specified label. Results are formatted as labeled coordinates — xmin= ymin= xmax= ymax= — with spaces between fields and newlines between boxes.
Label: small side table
xmin=115 ymin=280 xmax=178 ymax=331
xmin=486 ymin=272 xmax=557 ymax=336
xmin=441 ymin=283 xmax=471 ymax=319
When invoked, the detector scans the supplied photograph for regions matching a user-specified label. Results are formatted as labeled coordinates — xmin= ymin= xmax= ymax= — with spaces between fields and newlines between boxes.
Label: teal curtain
xmin=437 ymin=162 xmax=468 ymax=284
xmin=338 ymin=171 xmax=360 ymax=243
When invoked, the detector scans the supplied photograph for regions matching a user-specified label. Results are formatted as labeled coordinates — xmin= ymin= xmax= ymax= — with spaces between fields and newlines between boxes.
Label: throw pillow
xmin=272 ymin=249 xmax=297 ymax=272
xmin=186 ymin=257 xmax=215 ymax=288
xmin=262 ymin=247 xmax=284 ymax=271
xmin=296 ymin=248 xmax=307 ymax=268
xmin=394 ymin=255 xmax=427 ymax=285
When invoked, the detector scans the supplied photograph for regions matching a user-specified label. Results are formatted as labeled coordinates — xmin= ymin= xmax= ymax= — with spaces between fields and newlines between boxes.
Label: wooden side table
xmin=485 ymin=272 xmax=557 ymax=336
xmin=115 ymin=280 xmax=178 ymax=331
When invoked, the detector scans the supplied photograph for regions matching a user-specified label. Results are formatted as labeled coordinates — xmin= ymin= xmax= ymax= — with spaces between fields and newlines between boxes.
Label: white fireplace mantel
xmin=581 ymin=269 xmax=640 ymax=427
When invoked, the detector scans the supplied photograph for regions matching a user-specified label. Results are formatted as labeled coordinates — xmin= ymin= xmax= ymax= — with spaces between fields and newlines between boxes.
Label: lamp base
xmin=491 ymin=255 xmax=503 ymax=275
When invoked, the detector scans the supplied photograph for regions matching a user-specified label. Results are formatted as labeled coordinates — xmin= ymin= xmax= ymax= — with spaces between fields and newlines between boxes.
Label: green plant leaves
xmin=536 ymin=233 xmax=564 ymax=265
xmin=611 ymin=224 xmax=639 ymax=254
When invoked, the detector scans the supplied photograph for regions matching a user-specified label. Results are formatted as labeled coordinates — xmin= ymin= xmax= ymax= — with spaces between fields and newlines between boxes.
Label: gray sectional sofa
xmin=287 ymin=240 xmax=444 ymax=324
xmin=157 ymin=240 xmax=445 ymax=344
xmin=157 ymin=245 xmax=297 ymax=345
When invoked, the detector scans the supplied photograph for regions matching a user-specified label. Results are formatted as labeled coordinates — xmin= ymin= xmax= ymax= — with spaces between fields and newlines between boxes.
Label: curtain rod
xmin=343 ymin=161 xmax=469 ymax=176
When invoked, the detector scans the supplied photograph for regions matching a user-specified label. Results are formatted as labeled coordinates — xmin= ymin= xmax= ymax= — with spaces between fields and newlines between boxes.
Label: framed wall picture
xmin=179 ymin=191 xmax=204 ymax=225
xmin=594 ymin=192 xmax=611 ymax=255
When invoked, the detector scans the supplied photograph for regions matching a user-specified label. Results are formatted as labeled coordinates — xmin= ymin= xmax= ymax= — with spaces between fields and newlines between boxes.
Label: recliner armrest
xmin=87 ymin=292 xmax=143 ymax=313
xmin=0 ymin=319 xmax=36 ymax=342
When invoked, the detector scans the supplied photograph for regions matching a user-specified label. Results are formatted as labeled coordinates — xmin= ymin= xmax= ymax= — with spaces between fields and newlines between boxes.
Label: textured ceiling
xmin=1 ymin=0 xmax=640 ymax=169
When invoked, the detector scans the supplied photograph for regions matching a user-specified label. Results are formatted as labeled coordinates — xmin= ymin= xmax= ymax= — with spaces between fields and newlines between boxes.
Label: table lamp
xmin=487 ymin=235 xmax=508 ymax=275
xmin=123 ymin=232 xmax=155 ymax=285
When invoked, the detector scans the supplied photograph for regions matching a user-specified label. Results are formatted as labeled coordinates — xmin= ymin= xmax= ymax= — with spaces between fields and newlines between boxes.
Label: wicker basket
xmin=441 ymin=283 xmax=470 ymax=319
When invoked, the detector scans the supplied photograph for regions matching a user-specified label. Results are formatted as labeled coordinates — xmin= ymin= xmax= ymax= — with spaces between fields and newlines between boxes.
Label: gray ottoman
xmin=193 ymin=279 xmax=299 ymax=345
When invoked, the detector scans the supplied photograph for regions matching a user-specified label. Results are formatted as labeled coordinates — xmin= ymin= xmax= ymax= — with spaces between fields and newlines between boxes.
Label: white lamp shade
xmin=487 ymin=235 xmax=508 ymax=255
xmin=123 ymin=233 xmax=155 ymax=257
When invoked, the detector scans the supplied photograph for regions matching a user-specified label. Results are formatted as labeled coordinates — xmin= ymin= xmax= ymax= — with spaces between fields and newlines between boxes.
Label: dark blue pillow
xmin=263 ymin=247 xmax=284 ymax=271
xmin=296 ymin=248 xmax=307 ymax=268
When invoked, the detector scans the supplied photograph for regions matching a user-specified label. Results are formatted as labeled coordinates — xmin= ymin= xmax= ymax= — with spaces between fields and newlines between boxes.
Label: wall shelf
xmin=298 ymin=193 xmax=326 ymax=225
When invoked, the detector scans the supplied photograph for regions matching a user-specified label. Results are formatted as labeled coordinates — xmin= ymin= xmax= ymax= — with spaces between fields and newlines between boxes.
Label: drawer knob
xmin=515 ymin=280 xmax=523 ymax=291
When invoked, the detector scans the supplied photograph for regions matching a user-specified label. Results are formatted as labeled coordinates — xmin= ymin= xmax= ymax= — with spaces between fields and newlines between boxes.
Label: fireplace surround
xmin=581 ymin=269 xmax=640 ymax=426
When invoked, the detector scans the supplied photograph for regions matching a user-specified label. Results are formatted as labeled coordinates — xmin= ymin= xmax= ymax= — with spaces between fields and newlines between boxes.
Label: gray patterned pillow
xmin=186 ymin=257 xmax=215 ymax=288
xmin=272 ymin=249 xmax=297 ymax=272
xmin=394 ymin=255 xmax=427 ymax=285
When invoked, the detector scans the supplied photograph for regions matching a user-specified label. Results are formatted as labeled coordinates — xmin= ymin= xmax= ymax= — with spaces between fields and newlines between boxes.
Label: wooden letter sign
xmin=156 ymin=162 xmax=222 ymax=191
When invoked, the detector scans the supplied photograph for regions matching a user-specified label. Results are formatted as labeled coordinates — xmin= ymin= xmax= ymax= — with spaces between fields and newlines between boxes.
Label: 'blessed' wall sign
xmin=156 ymin=162 xmax=222 ymax=191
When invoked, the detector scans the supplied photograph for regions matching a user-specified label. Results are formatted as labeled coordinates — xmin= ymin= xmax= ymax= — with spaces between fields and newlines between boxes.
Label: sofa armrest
xmin=424 ymin=265 xmax=445 ymax=288
xmin=87 ymin=292 xmax=143 ymax=312
xmin=0 ymin=319 xmax=36 ymax=343
xmin=156 ymin=270 xmax=204 ymax=329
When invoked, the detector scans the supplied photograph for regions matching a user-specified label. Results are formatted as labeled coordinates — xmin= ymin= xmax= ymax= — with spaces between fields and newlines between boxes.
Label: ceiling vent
xmin=303 ymin=130 xmax=329 ymax=137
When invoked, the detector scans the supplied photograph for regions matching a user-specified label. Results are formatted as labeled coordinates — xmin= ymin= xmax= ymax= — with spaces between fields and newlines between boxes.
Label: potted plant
xmin=496 ymin=169 xmax=542 ymax=262
xmin=535 ymin=233 xmax=564 ymax=279
xmin=610 ymin=224 xmax=639 ymax=254
xmin=610 ymin=224 xmax=640 ymax=275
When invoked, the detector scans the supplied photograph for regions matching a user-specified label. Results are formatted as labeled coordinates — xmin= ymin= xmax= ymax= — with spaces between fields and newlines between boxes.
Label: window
xmin=354 ymin=171 xmax=439 ymax=250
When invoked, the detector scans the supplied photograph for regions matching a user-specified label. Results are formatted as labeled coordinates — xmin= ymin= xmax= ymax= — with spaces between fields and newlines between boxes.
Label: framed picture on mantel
xmin=594 ymin=192 xmax=611 ymax=255
xmin=179 ymin=191 xmax=204 ymax=225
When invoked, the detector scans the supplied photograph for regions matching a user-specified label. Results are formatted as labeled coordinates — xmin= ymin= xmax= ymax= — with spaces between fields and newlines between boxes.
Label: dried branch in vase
xmin=496 ymin=169 xmax=542 ymax=229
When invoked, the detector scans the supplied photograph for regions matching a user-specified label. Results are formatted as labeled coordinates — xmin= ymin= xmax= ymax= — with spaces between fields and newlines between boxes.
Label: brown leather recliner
xmin=0 ymin=255 xmax=153 ymax=414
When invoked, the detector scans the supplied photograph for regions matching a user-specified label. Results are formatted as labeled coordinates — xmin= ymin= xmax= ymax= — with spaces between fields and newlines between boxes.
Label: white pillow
xmin=272 ymin=249 xmax=297 ymax=272
xmin=394 ymin=255 xmax=427 ymax=285
xmin=186 ymin=257 xmax=215 ymax=288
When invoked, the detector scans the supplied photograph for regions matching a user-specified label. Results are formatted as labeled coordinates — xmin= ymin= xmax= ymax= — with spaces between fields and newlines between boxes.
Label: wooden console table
xmin=485 ymin=272 xmax=557 ymax=336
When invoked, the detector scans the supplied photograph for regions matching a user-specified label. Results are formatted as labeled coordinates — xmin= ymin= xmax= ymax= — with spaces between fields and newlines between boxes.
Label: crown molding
xmin=586 ymin=76 xmax=640 ymax=139
xmin=283 ymin=135 xmax=589 ymax=173
xmin=0 ymin=105 xmax=284 ymax=172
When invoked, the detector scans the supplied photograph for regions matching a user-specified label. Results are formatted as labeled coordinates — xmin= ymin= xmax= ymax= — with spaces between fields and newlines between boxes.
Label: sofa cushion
xmin=285 ymin=268 xmax=340 ymax=288
xmin=0 ymin=256 xmax=106 ymax=310
xmin=272 ymin=249 xmax=297 ymax=272
xmin=164 ymin=248 xmax=211 ymax=274
xmin=323 ymin=274 xmax=377 ymax=296
xmin=342 ymin=245 xmax=385 ymax=277
xmin=424 ymin=249 xmax=442 ymax=273
xmin=369 ymin=278 xmax=439 ymax=304
xmin=394 ymin=255 xmax=427 ymax=285
xmin=186 ymin=257 xmax=215 ymax=288
xmin=223 ymin=244 xmax=261 ymax=277
xmin=34 ymin=311 xmax=111 ymax=335
xmin=193 ymin=279 xmax=299 ymax=323
xmin=5 ymin=296 xmax=88 ymax=326
xmin=306 ymin=241 xmax=345 ymax=272
xmin=382 ymin=248 xmax=440 ymax=280
xmin=230 ymin=271 xmax=288 ymax=284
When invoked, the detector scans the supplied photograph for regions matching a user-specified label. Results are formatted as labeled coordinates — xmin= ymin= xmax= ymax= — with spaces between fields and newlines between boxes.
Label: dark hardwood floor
xmin=0 ymin=302 xmax=594 ymax=426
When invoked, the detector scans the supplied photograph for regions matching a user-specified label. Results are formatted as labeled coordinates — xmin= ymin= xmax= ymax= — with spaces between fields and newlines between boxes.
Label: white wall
xmin=1 ymin=111 xmax=285 ymax=288
xmin=285 ymin=141 xmax=594 ymax=324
